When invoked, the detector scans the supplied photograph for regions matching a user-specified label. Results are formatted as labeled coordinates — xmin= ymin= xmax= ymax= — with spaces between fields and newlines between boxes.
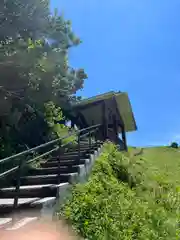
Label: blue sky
xmin=51 ymin=0 xmax=180 ymax=146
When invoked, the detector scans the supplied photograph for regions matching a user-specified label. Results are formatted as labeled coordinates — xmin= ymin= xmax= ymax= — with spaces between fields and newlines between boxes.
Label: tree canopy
xmin=0 ymin=0 xmax=87 ymax=109
xmin=0 ymin=0 xmax=87 ymax=157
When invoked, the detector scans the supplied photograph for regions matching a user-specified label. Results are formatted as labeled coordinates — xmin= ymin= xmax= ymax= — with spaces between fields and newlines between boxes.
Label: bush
xmin=170 ymin=142 xmax=178 ymax=149
xmin=44 ymin=101 xmax=76 ymax=145
xmin=57 ymin=143 xmax=178 ymax=240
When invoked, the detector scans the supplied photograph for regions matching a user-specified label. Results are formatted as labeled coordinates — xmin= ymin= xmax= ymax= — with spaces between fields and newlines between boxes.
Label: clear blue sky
xmin=51 ymin=0 xmax=180 ymax=147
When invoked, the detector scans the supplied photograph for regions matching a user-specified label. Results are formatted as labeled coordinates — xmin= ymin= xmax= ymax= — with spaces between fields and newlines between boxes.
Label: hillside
xmin=58 ymin=143 xmax=180 ymax=240
xmin=130 ymin=146 xmax=180 ymax=188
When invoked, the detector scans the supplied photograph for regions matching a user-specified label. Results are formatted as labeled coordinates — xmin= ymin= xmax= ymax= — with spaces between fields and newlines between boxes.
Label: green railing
xmin=0 ymin=124 xmax=101 ymax=209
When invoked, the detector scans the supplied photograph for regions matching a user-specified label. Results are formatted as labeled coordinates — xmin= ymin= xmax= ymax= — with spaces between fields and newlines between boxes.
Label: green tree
xmin=170 ymin=142 xmax=178 ymax=149
xmin=0 ymin=1 xmax=87 ymax=109
xmin=0 ymin=1 xmax=86 ymax=156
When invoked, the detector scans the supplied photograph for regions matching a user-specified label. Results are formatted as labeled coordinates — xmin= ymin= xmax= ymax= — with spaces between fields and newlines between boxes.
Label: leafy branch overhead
xmin=0 ymin=1 xmax=87 ymax=157
xmin=0 ymin=0 xmax=87 ymax=110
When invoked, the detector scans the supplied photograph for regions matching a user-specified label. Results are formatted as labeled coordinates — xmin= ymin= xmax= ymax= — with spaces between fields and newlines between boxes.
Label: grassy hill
xmin=131 ymin=146 xmax=180 ymax=188
xmin=58 ymin=143 xmax=180 ymax=240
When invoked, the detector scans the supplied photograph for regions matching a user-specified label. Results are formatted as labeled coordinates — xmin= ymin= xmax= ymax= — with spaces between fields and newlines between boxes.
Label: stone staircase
xmin=0 ymin=139 xmax=103 ymax=231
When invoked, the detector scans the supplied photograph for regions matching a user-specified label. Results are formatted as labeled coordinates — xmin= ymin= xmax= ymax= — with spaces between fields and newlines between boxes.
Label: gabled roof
xmin=70 ymin=91 xmax=137 ymax=133
xmin=71 ymin=91 xmax=117 ymax=108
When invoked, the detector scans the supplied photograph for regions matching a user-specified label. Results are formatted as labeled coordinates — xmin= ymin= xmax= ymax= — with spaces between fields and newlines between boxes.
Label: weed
xmin=58 ymin=143 xmax=179 ymax=240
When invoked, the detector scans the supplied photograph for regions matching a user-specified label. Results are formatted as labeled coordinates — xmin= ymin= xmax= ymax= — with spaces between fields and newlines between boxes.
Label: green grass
xmin=57 ymin=143 xmax=180 ymax=240
xmin=134 ymin=146 xmax=180 ymax=186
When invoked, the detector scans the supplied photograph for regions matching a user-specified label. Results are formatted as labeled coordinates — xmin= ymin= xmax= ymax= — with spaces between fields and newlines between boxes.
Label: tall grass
xmin=57 ymin=143 xmax=180 ymax=240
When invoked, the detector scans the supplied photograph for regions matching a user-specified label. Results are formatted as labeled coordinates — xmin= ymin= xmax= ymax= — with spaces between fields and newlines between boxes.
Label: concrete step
xmin=64 ymin=148 xmax=98 ymax=156
xmin=28 ymin=165 xmax=80 ymax=175
xmin=0 ymin=140 xmax=103 ymax=218
xmin=63 ymin=150 xmax=92 ymax=155
xmin=71 ymin=142 xmax=100 ymax=147
xmin=51 ymin=145 xmax=91 ymax=156
xmin=41 ymin=159 xmax=88 ymax=168
xmin=19 ymin=172 xmax=78 ymax=185
xmin=49 ymin=154 xmax=90 ymax=162
xmin=62 ymin=149 xmax=95 ymax=155
xmin=60 ymin=153 xmax=90 ymax=159
xmin=0 ymin=184 xmax=58 ymax=198
xmin=0 ymin=217 xmax=12 ymax=229
xmin=64 ymin=148 xmax=100 ymax=156
xmin=49 ymin=153 xmax=90 ymax=161
xmin=67 ymin=143 xmax=97 ymax=149
xmin=0 ymin=196 xmax=57 ymax=214
xmin=79 ymin=140 xmax=96 ymax=143
xmin=0 ymin=217 xmax=38 ymax=230
xmin=51 ymin=143 xmax=100 ymax=156
xmin=67 ymin=143 xmax=99 ymax=149
xmin=0 ymin=197 xmax=40 ymax=207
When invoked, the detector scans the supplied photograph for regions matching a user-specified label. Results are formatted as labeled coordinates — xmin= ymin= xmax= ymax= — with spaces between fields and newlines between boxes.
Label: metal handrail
xmin=0 ymin=123 xmax=102 ymax=209
xmin=0 ymin=124 xmax=101 ymax=164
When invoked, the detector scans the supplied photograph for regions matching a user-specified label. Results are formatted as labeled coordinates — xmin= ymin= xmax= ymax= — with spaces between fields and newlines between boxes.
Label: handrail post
xmin=89 ymin=130 xmax=92 ymax=148
xmin=13 ymin=157 xmax=24 ymax=210
xmin=95 ymin=128 xmax=98 ymax=144
xmin=78 ymin=132 xmax=81 ymax=164
xmin=58 ymin=140 xmax=62 ymax=184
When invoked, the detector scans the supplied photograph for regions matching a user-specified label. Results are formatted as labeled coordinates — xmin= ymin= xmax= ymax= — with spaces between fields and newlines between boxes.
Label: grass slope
xmin=58 ymin=143 xmax=180 ymax=240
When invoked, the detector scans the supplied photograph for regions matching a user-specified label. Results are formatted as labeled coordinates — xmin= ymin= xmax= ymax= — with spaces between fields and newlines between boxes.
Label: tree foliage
xmin=170 ymin=142 xmax=178 ymax=149
xmin=0 ymin=1 xmax=87 ymax=156
xmin=0 ymin=1 xmax=87 ymax=108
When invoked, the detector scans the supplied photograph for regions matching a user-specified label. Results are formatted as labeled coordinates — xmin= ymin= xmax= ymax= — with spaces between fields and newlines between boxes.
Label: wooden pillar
xmin=112 ymin=96 xmax=128 ymax=151
xmin=112 ymin=114 xmax=118 ymax=144
xmin=121 ymin=124 xmax=127 ymax=151
xmin=102 ymin=101 xmax=108 ymax=140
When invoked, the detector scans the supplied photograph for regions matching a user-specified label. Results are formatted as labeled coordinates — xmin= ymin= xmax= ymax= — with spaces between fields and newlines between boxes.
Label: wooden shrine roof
xmin=70 ymin=91 xmax=137 ymax=133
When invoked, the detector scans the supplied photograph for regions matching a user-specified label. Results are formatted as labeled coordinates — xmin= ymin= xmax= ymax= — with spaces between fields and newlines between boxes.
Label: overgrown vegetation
xmin=58 ymin=143 xmax=180 ymax=239
xmin=0 ymin=1 xmax=85 ymax=157
xmin=44 ymin=101 xmax=76 ymax=145
xmin=170 ymin=142 xmax=179 ymax=149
